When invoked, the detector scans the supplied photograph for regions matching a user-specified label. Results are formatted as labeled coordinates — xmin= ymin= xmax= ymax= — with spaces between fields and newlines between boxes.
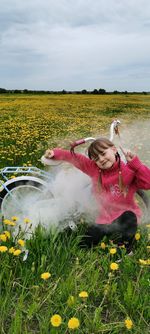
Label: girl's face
xmin=92 ymin=146 xmax=117 ymax=170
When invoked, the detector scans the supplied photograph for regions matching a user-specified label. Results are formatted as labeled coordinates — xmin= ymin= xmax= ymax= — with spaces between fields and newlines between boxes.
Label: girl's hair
xmin=70 ymin=137 xmax=126 ymax=195
xmin=88 ymin=137 xmax=126 ymax=195
xmin=88 ymin=137 xmax=114 ymax=160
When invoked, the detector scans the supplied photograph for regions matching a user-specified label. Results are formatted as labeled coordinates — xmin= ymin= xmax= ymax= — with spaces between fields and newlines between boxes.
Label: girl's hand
xmin=119 ymin=146 xmax=135 ymax=162
xmin=44 ymin=149 xmax=54 ymax=159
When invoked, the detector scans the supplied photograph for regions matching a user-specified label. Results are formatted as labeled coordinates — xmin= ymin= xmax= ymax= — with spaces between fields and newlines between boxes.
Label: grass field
xmin=1 ymin=93 xmax=150 ymax=169
xmin=0 ymin=94 xmax=150 ymax=333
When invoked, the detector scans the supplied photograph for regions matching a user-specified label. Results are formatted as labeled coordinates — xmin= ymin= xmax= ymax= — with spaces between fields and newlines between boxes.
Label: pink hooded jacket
xmin=53 ymin=148 xmax=150 ymax=225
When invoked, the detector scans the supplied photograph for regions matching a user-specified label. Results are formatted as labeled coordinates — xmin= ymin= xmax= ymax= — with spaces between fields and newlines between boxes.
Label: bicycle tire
xmin=0 ymin=178 xmax=53 ymax=220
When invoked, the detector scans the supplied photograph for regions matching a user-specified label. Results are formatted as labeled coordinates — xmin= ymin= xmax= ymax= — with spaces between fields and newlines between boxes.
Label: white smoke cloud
xmin=1 ymin=166 xmax=97 ymax=237
xmin=28 ymin=167 xmax=97 ymax=231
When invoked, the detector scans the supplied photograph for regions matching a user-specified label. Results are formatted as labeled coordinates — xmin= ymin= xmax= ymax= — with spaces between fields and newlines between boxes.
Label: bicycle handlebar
xmin=70 ymin=137 xmax=95 ymax=149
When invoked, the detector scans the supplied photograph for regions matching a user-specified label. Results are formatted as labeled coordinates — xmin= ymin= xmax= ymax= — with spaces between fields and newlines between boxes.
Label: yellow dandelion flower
xmin=9 ymin=247 xmax=15 ymax=254
xmin=79 ymin=291 xmax=88 ymax=298
xmin=139 ymin=258 xmax=150 ymax=265
xmin=67 ymin=295 xmax=75 ymax=306
xmin=11 ymin=216 xmax=18 ymax=221
xmin=9 ymin=221 xmax=16 ymax=226
xmin=40 ymin=272 xmax=51 ymax=280
xmin=110 ymin=262 xmax=119 ymax=271
xmin=24 ymin=217 xmax=31 ymax=224
xmin=139 ymin=259 xmax=147 ymax=265
xmin=147 ymin=246 xmax=150 ymax=249
xmin=135 ymin=232 xmax=141 ymax=241
xmin=100 ymin=242 xmax=106 ymax=249
xmin=4 ymin=231 xmax=11 ymax=239
xmin=13 ymin=249 xmax=22 ymax=256
xmin=124 ymin=317 xmax=133 ymax=330
xmin=68 ymin=317 xmax=80 ymax=330
xmin=0 ymin=246 xmax=8 ymax=252
xmin=18 ymin=239 xmax=25 ymax=247
xmin=0 ymin=234 xmax=7 ymax=242
xmin=10 ymin=175 xmax=16 ymax=179
xmin=3 ymin=219 xmax=11 ymax=225
xmin=50 ymin=314 xmax=62 ymax=327
xmin=109 ymin=248 xmax=117 ymax=255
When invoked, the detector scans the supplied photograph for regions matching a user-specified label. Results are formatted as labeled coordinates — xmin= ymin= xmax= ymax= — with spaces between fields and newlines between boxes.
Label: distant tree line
xmin=0 ymin=87 xmax=148 ymax=95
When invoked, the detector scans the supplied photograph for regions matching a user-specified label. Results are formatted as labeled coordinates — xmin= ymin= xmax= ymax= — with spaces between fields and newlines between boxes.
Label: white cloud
xmin=0 ymin=0 xmax=150 ymax=90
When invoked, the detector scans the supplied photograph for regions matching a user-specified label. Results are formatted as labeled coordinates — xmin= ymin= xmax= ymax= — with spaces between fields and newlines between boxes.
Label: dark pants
xmin=80 ymin=211 xmax=137 ymax=249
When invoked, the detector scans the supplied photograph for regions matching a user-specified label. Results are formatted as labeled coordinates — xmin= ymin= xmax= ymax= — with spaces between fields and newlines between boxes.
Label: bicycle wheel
xmin=0 ymin=178 xmax=53 ymax=221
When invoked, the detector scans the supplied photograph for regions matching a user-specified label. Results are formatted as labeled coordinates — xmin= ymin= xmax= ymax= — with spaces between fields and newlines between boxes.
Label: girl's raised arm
xmin=120 ymin=146 xmax=150 ymax=189
xmin=44 ymin=148 xmax=96 ymax=177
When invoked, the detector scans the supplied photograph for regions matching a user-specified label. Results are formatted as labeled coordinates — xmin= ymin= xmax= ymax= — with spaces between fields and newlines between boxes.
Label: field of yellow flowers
xmin=0 ymin=93 xmax=150 ymax=334
xmin=1 ymin=93 xmax=150 ymax=169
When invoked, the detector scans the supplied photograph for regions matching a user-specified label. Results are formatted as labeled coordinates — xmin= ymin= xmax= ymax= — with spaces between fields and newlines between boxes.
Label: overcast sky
xmin=0 ymin=0 xmax=150 ymax=91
